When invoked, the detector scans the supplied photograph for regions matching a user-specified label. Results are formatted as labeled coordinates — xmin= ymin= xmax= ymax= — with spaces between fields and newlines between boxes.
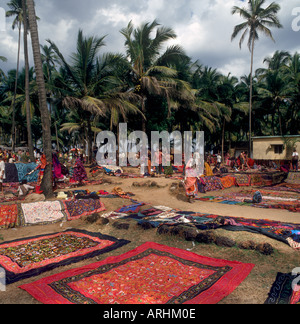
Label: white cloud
xmin=0 ymin=0 xmax=299 ymax=78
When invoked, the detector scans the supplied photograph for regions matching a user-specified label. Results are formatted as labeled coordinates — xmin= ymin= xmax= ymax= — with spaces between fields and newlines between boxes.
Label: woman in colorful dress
xmin=184 ymin=156 xmax=205 ymax=203
xmin=71 ymin=154 xmax=87 ymax=185
xmin=28 ymin=154 xmax=47 ymax=194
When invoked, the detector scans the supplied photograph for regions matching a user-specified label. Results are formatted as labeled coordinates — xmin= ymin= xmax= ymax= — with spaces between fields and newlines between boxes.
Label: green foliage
xmin=1 ymin=9 xmax=300 ymax=155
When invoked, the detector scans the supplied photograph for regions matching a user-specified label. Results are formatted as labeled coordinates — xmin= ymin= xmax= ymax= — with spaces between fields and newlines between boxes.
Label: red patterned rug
xmin=0 ymin=229 xmax=129 ymax=284
xmin=20 ymin=242 xmax=254 ymax=304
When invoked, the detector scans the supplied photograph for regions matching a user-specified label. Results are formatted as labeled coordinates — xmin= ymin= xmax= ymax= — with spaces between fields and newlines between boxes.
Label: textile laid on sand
xmin=20 ymin=242 xmax=254 ymax=304
xmin=0 ymin=198 xmax=106 ymax=228
xmin=0 ymin=229 xmax=130 ymax=284
xmin=62 ymin=199 xmax=106 ymax=220
xmin=265 ymin=273 xmax=300 ymax=304
xmin=112 ymin=204 xmax=300 ymax=249
xmin=0 ymin=204 xmax=19 ymax=229
xmin=19 ymin=201 xmax=66 ymax=226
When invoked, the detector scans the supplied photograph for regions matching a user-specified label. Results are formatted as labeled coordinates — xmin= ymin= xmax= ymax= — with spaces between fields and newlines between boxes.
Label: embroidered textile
xmin=202 ymin=176 xmax=223 ymax=191
xmin=62 ymin=199 xmax=106 ymax=220
xmin=0 ymin=204 xmax=19 ymax=229
xmin=234 ymin=174 xmax=251 ymax=187
xmin=19 ymin=201 xmax=66 ymax=226
xmin=20 ymin=242 xmax=254 ymax=304
xmin=0 ymin=229 xmax=130 ymax=284
xmin=265 ymin=273 xmax=300 ymax=304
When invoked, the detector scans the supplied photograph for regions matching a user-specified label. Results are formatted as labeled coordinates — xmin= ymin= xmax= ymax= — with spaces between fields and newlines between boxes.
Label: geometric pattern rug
xmin=20 ymin=242 xmax=254 ymax=304
xmin=0 ymin=229 xmax=130 ymax=284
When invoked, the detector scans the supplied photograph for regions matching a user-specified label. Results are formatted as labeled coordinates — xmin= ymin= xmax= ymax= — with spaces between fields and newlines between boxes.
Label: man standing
xmin=0 ymin=156 xmax=5 ymax=194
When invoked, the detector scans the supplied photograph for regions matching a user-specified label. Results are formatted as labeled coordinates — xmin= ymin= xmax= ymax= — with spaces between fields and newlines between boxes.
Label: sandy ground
xmin=0 ymin=172 xmax=299 ymax=304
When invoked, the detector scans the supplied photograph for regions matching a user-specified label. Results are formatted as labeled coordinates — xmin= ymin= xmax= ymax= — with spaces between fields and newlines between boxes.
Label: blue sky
xmin=0 ymin=0 xmax=299 ymax=78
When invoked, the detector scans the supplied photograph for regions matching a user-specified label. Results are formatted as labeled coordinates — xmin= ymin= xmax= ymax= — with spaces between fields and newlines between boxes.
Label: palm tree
xmin=120 ymin=20 xmax=189 ymax=133
xmin=6 ymin=0 xmax=37 ymax=153
xmin=21 ymin=0 xmax=34 ymax=161
xmin=285 ymin=53 xmax=300 ymax=134
xmin=6 ymin=0 xmax=23 ymax=150
xmin=26 ymin=0 xmax=53 ymax=198
xmin=48 ymin=30 xmax=140 ymax=162
xmin=231 ymin=0 xmax=282 ymax=155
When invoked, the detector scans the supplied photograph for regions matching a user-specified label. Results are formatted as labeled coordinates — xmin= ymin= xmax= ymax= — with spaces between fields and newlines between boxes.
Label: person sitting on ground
xmin=16 ymin=180 xmax=35 ymax=199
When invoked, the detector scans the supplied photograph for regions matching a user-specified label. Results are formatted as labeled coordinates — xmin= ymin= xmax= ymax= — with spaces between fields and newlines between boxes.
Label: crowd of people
xmin=0 ymin=144 xmax=298 ymax=201
xmin=0 ymin=147 xmax=88 ymax=196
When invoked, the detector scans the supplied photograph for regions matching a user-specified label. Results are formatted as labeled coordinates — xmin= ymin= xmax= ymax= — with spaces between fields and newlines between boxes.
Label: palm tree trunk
xmin=141 ymin=96 xmax=146 ymax=133
xmin=221 ymin=118 xmax=225 ymax=162
xmin=11 ymin=21 xmax=21 ymax=152
xmin=249 ymin=36 xmax=255 ymax=157
xmin=87 ymin=118 xmax=93 ymax=164
xmin=22 ymin=0 xmax=34 ymax=162
xmin=26 ymin=0 xmax=53 ymax=198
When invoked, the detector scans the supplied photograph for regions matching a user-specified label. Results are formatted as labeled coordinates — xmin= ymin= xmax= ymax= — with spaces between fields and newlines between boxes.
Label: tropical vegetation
xmin=1 ymin=0 xmax=299 ymax=171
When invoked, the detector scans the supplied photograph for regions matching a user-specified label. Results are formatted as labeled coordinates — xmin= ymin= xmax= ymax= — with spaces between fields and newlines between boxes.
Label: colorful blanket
xmin=115 ymin=203 xmax=145 ymax=214
xmin=220 ymin=175 xmax=236 ymax=189
xmin=202 ymin=176 xmax=224 ymax=191
xmin=15 ymin=163 xmax=38 ymax=183
xmin=0 ymin=204 xmax=19 ymax=229
xmin=62 ymin=199 xmax=106 ymax=220
xmin=234 ymin=174 xmax=251 ymax=187
xmin=265 ymin=273 xmax=300 ymax=304
xmin=0 ymin=198 xmax=107 ymax=229
xmin=114 ymin=204 xmax=300 ymax=249
xmin=0 ymin=229 xmax=130 ymax=284
xmin=20 ymin=242 xmax=254 ymax=304
xmin=196 ymin=191 xmax=300 ymax=213
xmin=19 ymin=201 xmax=66 ymax=226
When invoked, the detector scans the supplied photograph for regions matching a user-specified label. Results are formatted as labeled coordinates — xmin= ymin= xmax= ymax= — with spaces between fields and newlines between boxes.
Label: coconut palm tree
xmin=6 ymin=0 xmax=37 ymax=153
xmin=48 ymin=30 xmax=141 ymax=162
xmin=21 ymin=0 xmax=34 ymax=161
xmin=120 ymin=20 xmax=190 ymax=133
xmin=231 ymin=0 xmax=282 ymax=155
xmin=285 ymin=53 xmax=300 ymax=134
xmin=26 ymin=0 xmax=53 ymax=198
xmin=6 ymin=0 xmax=23 ymax=150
